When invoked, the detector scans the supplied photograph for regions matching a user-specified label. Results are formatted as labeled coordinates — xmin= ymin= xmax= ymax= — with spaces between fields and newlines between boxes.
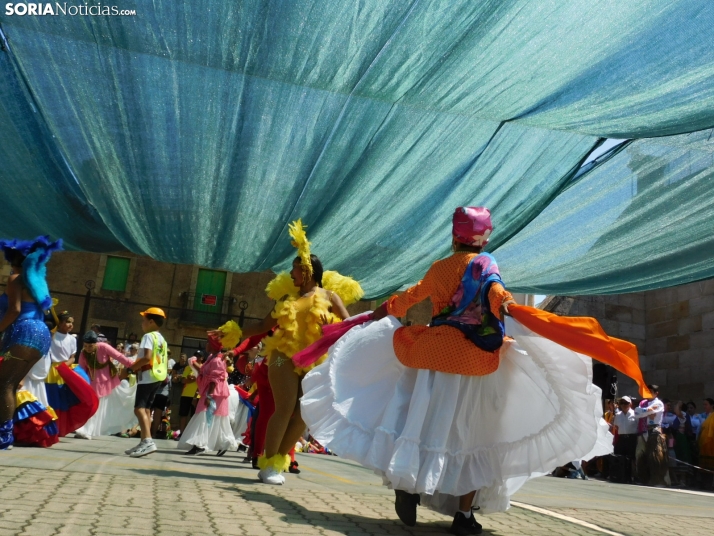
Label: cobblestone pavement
xmin=0 ymin=436 xmax=712 ymax=536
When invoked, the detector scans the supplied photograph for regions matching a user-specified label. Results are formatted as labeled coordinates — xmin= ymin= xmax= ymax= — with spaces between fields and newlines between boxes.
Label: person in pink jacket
xmin=178 ymin=352 xmax=237 ymax=455
xmin=74 ymin=331 xmax=138 ymax=439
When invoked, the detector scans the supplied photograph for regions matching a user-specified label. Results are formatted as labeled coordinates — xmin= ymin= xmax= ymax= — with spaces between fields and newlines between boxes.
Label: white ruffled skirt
xmin=177 ymin=411 xmax=238 ymax=452
xmin=20 ymin=379 xmax=50 ymax=409
xmin=301 ymin=316 xmax=612 ymax=515
xmin=75 ymin=380 xmax=137 ymax=437
xmin=228 ymin=388 xmax=250 ymax=442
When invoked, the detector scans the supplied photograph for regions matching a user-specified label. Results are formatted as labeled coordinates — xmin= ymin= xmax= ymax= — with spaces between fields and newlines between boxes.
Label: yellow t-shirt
xmin=181 ymin=366 xmax=198 ymax=398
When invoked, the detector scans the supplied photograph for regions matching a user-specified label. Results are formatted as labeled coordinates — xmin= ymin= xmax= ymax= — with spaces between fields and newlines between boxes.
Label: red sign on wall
xmin=201 ymin=294 xmax=217 ymax=306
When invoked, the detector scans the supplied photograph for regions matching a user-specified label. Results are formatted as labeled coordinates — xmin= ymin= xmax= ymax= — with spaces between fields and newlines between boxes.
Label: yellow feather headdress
xmin=266 ymin=270 xmax=363 ymax=305
xmin=288 ymin=219 xmax=312 ymax=279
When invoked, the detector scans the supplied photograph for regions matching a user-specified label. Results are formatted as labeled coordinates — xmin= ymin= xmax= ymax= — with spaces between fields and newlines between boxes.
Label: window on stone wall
xmin=102 ymin=256 xmax=131 ymax=292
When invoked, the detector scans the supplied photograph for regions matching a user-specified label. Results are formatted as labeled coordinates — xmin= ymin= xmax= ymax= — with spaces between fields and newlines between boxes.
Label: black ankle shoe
xmin=184 ymin=445 xmax=205 ymax=456
xmin=448 ymin=512 xmax=482 ymax=535
xmin=216 ymin=450 xmax=227 ymax=457
xmin=394 ymin=489 xmax=420 ymax=527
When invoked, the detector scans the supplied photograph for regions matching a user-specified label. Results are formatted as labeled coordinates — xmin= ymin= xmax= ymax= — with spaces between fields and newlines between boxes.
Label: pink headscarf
xmin=452 ymin=207 xmax=493 ymax=247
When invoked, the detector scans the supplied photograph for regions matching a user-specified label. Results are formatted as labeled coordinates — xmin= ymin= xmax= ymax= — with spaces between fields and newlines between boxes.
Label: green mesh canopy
xmin=1 ymin=1 xmax=713 ymax=298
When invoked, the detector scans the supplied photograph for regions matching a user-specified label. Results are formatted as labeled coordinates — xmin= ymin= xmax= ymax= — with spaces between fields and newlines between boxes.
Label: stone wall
xmin=643 ymin=279 xmax=714 ymax=403
xmin=1 ymin=250 xmax=375 ymax=353
xmin=544 ymin=280 xmax=714 ymax=404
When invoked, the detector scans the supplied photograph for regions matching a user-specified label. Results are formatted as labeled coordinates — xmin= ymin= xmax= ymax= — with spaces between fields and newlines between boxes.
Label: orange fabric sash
xmin=510 ymin=305 xmax=652 ymax=399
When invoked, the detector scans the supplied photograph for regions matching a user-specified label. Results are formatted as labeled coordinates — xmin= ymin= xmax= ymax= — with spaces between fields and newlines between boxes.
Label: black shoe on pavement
xmin=394 ymin=489 xmax=420 ymax=527
xmin=216 ymin=450 xmax=227 ymax=457
xmin=251 ymin=456 xmax=259 ymax=469
xmin=184 ymin=446 xmax=205 ymax=456
xmin=448 ymin=512 xmax=482 ymax=535
xmin=288 ymin=461 xmax=300 ymax=474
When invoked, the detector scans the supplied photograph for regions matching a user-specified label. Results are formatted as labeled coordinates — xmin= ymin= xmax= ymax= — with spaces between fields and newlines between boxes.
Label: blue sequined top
xmin=0 ymin=293 xmax=51 ymax=355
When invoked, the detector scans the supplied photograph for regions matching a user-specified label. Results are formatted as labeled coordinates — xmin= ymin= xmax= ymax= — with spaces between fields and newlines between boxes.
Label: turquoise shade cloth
xmin=497 ymin=131 xmax=714 ymax=295
xmin=1 ymin=1 xmax=713 ymax=297
xmin=0 ymin=49 xmax=123 ymax=251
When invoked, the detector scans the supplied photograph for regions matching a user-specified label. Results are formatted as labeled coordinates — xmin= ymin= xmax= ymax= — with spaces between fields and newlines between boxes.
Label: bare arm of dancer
xmin=329 ymin=291 xmax=350 ymax=321
xmin=242 ymin=311 xmax=279 ymax=338
xmin=207 ymin=311 xmax=279 ymax=342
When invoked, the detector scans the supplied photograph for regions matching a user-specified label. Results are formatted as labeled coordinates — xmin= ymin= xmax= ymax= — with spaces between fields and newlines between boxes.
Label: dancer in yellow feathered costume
xmin=211 ymin=220 xmax=363 ymax=484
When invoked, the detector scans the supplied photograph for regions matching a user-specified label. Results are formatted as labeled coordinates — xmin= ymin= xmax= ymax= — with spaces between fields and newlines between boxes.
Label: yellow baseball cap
xmin=139 ymin=307 xmax=166 ymax=318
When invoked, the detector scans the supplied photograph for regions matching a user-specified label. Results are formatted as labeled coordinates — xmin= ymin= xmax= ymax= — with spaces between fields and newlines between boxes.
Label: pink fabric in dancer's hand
xmin=292 ymin=313 xmax=373 ymax=368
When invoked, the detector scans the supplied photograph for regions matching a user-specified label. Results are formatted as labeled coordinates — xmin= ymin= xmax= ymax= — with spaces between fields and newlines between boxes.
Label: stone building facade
xmin=543 ymin=279 xmax=714 ymax=404
xmin=0 ymin=251 xmax=371 ymax=355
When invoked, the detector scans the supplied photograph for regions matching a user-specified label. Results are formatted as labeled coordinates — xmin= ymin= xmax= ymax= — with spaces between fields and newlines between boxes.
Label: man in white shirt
xmin=613 ymin=396 xmax=638 ymax=479
xmin=634 ymin=385 xmax=668 ymax=486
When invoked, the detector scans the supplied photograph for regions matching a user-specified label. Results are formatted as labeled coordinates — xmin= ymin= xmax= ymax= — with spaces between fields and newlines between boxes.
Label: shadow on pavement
xmin=129 ymin=467 xmax=258 ymax=486
xmin=170 ymin=459 xmax=257 ymax=471
xmin=227 ymin=488 xmax=496 ymax=536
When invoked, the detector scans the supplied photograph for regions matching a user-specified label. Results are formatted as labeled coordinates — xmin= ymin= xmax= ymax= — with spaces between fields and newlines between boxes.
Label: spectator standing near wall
xmin=613 ymin=396 xmax=638 ymax=480
xmin=90 ymin=324 xmax=108 ymax=344
xmin=634 ymin=385 xmax=667 ymax=486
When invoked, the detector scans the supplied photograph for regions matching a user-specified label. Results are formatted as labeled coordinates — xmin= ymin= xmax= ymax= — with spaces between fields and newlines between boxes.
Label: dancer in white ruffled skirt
xmin=178 ymin=352 xmax=238 ymax=455
xmin=302 ymin=316 xmax=612 ymax=516
xmin=300 ymin=207 xmax=643 ymax=535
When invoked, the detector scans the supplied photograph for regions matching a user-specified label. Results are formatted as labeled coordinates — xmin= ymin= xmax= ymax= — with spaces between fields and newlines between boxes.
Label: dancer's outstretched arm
xmin=240 ymin=312 xmax=278 ymax=339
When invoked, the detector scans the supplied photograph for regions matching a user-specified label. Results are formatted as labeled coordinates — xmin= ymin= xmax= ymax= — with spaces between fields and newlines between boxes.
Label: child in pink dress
xmin=74 ymin=330 xmax=137 ymax=438
xmin=178 ymin=352 xmax=237 ymax=455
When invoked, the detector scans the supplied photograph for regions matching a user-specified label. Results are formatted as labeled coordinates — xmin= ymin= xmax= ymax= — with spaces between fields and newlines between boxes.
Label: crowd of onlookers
xmin=555 ymin=385 xmax=714 ymax=490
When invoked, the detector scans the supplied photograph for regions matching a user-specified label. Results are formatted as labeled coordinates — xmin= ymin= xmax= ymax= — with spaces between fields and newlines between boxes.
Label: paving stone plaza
xmin=0 ymin=436 xmax=711 ymax=536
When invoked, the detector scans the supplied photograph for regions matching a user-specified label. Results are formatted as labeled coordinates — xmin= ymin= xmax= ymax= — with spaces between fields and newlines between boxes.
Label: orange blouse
xmin=386 ymin=252 xmax=514 ymax=376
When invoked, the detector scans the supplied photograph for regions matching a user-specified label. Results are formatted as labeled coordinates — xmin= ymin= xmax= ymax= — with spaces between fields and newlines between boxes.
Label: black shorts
xmin=179 ymin=396 xmax=196 ymax=417
xmin=134 ymin=382 xmax=162 ymax=409
xmin=152 ymin=394 xmax=169 ymax=411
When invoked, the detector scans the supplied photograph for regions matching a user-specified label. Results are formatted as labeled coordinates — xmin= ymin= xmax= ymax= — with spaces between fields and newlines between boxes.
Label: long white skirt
xmin=20 ymin=379 xmax=50 ymax=409
xmin=21 ymin=353 xmax=51 ymax=408
xmin=75 ymin=380 xmax=137 ymax=437
xmin=301 ymin=316 xmax=613 ymax=515
xmin=228 ymin=388 xmax=250 ymax=442
xmin=177 ymin=411 xmax=238 ymax=452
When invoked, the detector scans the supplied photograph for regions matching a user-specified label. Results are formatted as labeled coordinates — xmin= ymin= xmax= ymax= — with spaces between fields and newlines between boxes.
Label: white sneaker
xmin=124 ymin=441 xmax=144 ymax=455
xmin=258 ymin=468 xmax=285 ymax=485
xmin=130 ymin=441 xmax=157 ymax=458
xmin=74 ymin=431 xmax=91 ymax=440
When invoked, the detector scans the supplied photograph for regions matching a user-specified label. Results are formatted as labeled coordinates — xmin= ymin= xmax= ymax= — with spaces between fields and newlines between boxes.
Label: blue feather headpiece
xmin=0 ymin=236 xmax=63 ymax=310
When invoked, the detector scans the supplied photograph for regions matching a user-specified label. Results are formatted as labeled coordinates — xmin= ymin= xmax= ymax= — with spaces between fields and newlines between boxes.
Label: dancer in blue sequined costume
xmin=0 ymin=236 xmax=62 ymax=450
